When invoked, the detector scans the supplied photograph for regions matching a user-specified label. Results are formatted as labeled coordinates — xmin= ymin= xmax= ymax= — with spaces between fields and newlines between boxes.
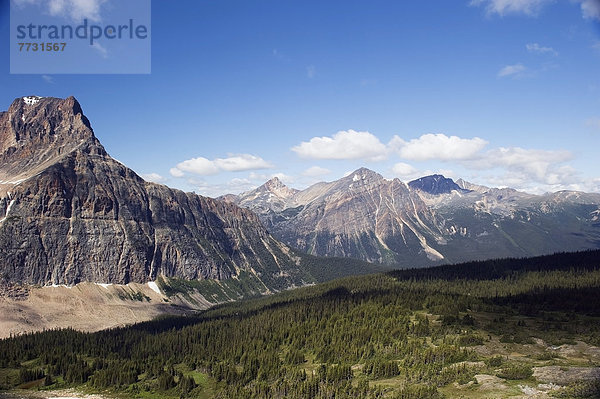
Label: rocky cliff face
xmin=0 ymin=96 xmax=305 ymax=287
xmin=230 ymin=168 xmax=448 ymax=265
xmin=227 ymin=169 xmax=600 ymax=266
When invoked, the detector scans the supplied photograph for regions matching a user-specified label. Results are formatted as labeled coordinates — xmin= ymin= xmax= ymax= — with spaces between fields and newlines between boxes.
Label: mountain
xmin=227 ymin=168 xmax=600 ymax=266
xmin=221 ymin=177 xmax=298 ymax=214
xmin=408 ymin=174 xmax=469 ymax=194
xmin=0 ymin=96 xmax=312 ymax=290
xmin=228 ymin=168 xmax=448 ymax=265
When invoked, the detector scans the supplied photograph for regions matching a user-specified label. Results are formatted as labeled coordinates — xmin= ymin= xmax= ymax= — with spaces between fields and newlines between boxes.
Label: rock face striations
xmin=225 ymin=169 xmax=448 ymax=265
xmin=225 ymin=169 xmax=600 ymax=266
xmin=0 ymin=96 xmax=305 ymax=287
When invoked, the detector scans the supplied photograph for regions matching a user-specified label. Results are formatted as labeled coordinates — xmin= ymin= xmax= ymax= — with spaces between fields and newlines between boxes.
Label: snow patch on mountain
xmin=147 ymin=281 xmax=161 ymax=295
xmin=23 ymin=96 xmax=42 ymax=106
xmin=0 ymin=199 xmax=15 ymax=224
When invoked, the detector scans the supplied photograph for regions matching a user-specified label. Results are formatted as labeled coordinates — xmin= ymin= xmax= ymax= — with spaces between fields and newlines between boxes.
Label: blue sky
xmin=1 ymin=0 xmax=600 ymax=196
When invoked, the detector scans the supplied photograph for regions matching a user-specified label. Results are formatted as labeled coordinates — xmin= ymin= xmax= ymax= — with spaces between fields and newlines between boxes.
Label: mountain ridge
xmin=226 ymin=168 xmax=600 ymax=266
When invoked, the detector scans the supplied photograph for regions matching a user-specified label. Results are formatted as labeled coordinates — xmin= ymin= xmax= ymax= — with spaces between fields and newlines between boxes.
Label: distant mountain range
xmin=223 ymin=168 xmax=600 ymax=266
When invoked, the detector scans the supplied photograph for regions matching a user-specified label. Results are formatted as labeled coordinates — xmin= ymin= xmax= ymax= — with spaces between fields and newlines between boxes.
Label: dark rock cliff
xmin=0 ymin=96 xmax=304 ymax=287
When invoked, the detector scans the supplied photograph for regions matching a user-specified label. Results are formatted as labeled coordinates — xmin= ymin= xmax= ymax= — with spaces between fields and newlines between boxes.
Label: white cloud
xmin=497 ymin=63 xmax=527 ymax=78
xmin=188 ymin=177 xmax=259 ymax=198
xmin=169 ymin=167 xmax=185 ymax=178
xmin=51 ymin=0 xmax=107 ymax=21
xmin=577 ymin=0 xmax=600 ymax=20
xmin=42 ymin=75 xmax=55 ymax=84
xmin=391 ymin=133 xmax=488 ymax=161
xmin=292 ymin=130 xmax=388 ymax=161
xmin=391 ymin=162 xmax=420 ymax=179
xmin=472 ymin=0 xmax=600 ymax=20
xmin=174 ymin=157 xmax=220 ymax=176
xmin=214 ymin=154 xmax=273 ymax=172
xmin=306 ymin=65 xmax=316 ymax=78
xmin=171 ymin=154 xmax=273 ymax=177
xmin=470 ymin=0 xmax=553 ymax=16
xmin=526 ymin=43 xmax=558 ymax=56
xmin=249 ymin=171 xmax=295 ymax=184
xmin=302 ymin=166 xmax=331 ymax=177
xmin=141 ymin=173 xmax=167 ymax=183
xmin=14 ymin=0 xmax=107 ymax=22
xmin=466 ymin=147 xmax=574 ymax=185
xmin=91 ymin=42 xmax=108 ymax=58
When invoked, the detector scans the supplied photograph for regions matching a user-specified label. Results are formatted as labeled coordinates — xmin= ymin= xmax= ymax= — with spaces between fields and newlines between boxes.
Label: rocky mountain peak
xmin=344 ymin=167 xmax=384 ymax=185
xmin=0 ymin=96 xmax=106 ymax=190
xmin=262 ymin=177 xmax=297 ymax=198
xmin=408 ymin=174 xmax=468 ymax=195
xmin=3 ymin=96 xmax=94 ymax=149
xmin=255 ymin=176 xmax=298 ymax=199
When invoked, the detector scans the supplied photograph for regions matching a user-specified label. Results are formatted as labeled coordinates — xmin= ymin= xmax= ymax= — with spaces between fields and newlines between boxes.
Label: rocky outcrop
xmin=0 ymin=96 xmax=306 ymax=287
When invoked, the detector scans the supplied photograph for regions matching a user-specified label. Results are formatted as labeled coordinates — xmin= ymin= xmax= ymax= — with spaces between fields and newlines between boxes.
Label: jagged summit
xmin=408 ymin=174 xmax=469 ymax=195
xmin=261 ymin=176 xmax=298 ymax=198
xmin=1 ymin=96 xmax=98 ymax=155
xmin=345 ymin=167 xmax=383 ymax=182
xmin=226 ymin=176 xmax=299 ymax=215
xmin=0 ymin=96 xmax=105 ymax=196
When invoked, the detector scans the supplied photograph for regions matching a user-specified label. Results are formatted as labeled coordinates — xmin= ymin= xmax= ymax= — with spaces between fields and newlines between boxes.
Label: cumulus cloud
xmin=471 ymin=0 xmax=600 ymax=20
xmin=497 ymin=63 xmax=527 ymax=78
xmin=465 ymin=147 xmax=575 ymax=187
xmin=170 ymin=154 xmax=273 ymax=177
xmin=169 ymin=167 xmax=185 ymax=178
xmin=578 ymin=0 xmax=600 ymax=20
xmin=391 ymin=162 xmax=422 ymax=180
xmin=174 ymin=157 xmax=220 ymax=176
xmin=141 ymin=173 xmax=167 ymax=183
xmin=291 ymin=129 xmax=591 ymax=193
xmin=292 ymin=130 xmax=388 ymax=161
xmin=14 ymin=0 xmax=108 ymax=22
xmin=249 ymin=171 xmax=295 ymax=184
xmin=390 ymin=133 xmax=488 ymax=161
xmin=188 ymin=177 xmax=259 ymax=198
xmin=92 ymin=42 xmax=108 ymax=58
xmin=215 ymin=154 xmax=273 ymax=172
xmin=470 ymin=0 xmax=552 ymax=16
xmin=526 ymin=43 xmax=558 ymax=56
xmin=302 ymin=166 xmax=331 ymax=177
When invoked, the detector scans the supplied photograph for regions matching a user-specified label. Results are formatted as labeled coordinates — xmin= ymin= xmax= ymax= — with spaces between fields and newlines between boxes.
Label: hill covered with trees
xmin=1 ymin=250 xmax=600 ymax=398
